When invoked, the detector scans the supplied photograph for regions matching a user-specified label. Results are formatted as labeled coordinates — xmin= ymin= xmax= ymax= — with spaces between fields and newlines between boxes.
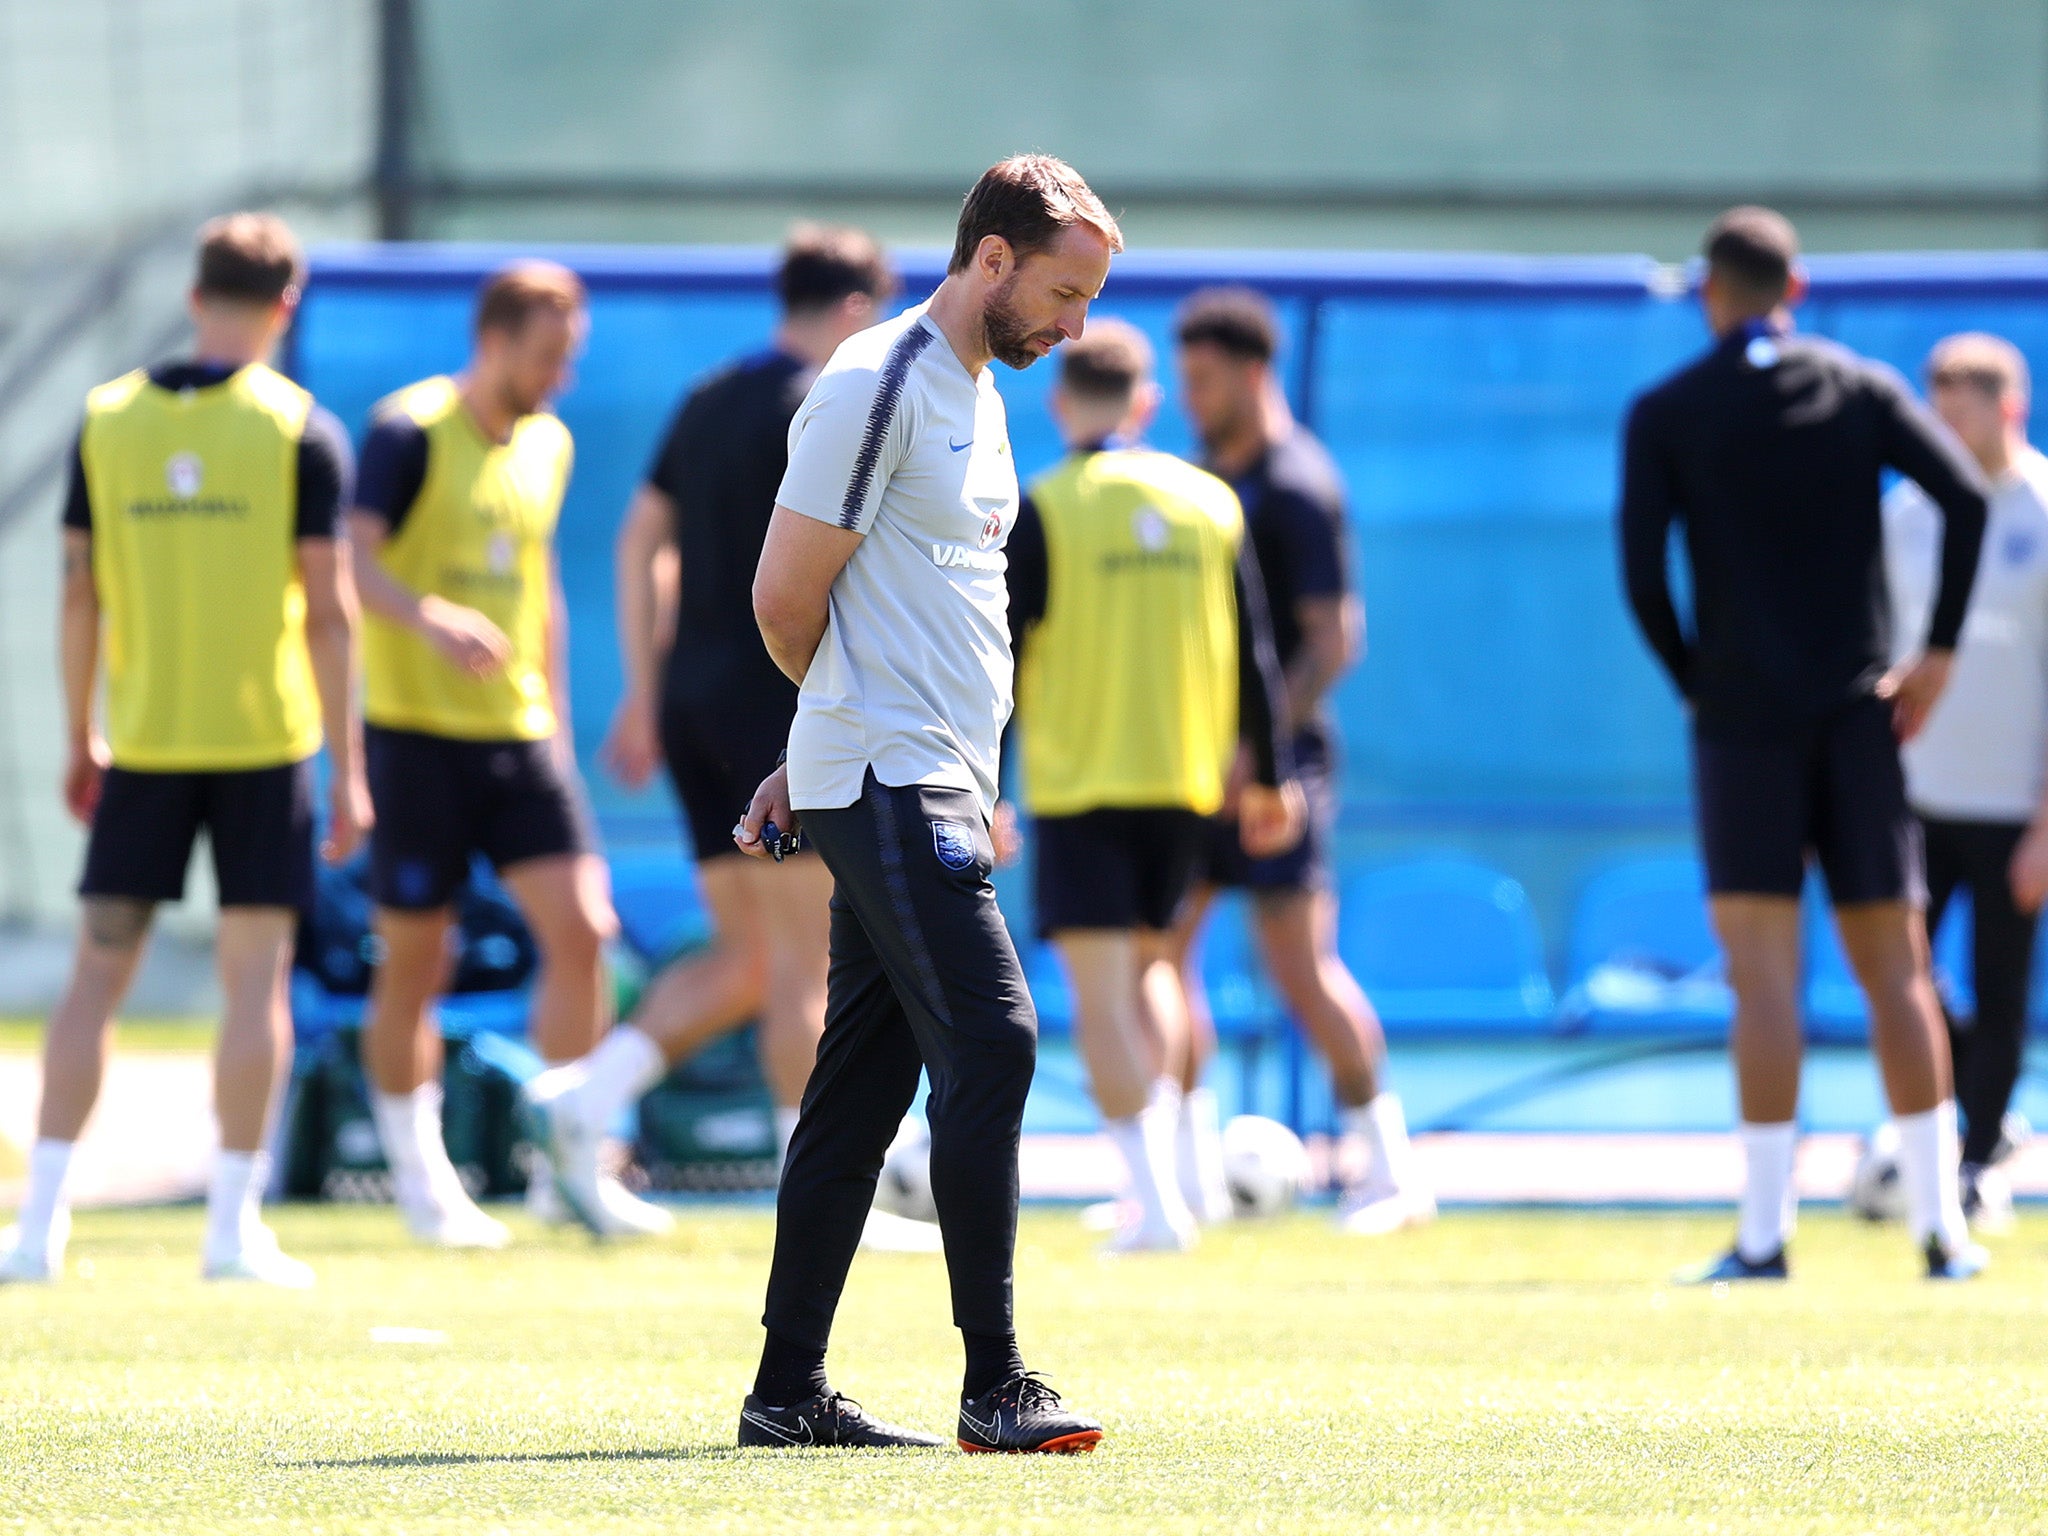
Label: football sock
xmin=774 ymin=1106 xmax=800 ymax=1169
xmin=752 ymin=1329 xmax=831 ymax=1405
xmin=14 ymin=1138 xmax=77 ymax=1252
xmin=1343 ymin=1092 xmax=1415 ymax=1192
xmin=1106 ymin=1115 xmax=1152 ymax=1214
xmin=1896 ymin=1100 xmax=1969 ymax=1250
xmin=1109 ymin=1080 xmax=1189 ymax=1233
xmin=1142 ymin=1078 xmax=1186 ymax=1218
xmin=370 ymin=1085 xmax=460 ymax=1205
xmin=1176 ymin=1085 xmax=1231 ymax=1219
xmin=1736 ymin=1120 xmax=1798 ymax=1263
xmin=579 ymin=1025 xmax=666 ymax=1123
xmin=204 ymin=1149 xmax=266 ymax=1256
xmin=961 ymin=1329 xmax=1025 ymax=1400
xmin=1146 ymin=1073 xmax=1196 ymax=1187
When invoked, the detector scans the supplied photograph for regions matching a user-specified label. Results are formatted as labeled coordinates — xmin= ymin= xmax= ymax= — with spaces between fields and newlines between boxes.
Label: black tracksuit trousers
xmin=1921 ymin=815 xmax=2038 ymax=1166
xmin=762 ymin=771 xmax=1038 ymax=1350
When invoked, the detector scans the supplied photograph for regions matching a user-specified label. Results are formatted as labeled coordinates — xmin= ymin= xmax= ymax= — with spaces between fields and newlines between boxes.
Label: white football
xmin=873 ymin=1116 xmax=938 ymax=1223
xmin=1221 ymin=1114 xmax=1310 ymax=1218
xmin=1847 ymin=1120 xmax=1906 ymax=1223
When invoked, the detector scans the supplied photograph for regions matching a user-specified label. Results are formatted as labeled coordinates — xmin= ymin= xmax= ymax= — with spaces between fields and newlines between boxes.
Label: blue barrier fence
xmin=292 ymin=243 xmax=2048 ymax=1000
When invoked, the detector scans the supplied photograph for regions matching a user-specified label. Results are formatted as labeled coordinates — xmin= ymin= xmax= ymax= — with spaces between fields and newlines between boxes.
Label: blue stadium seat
xmin=608 ymin=847 xmax=713 ymax=965
xmin=1337 ymin=857 xmax=1555 ymax=1035
xmin=1558 ymin=854 xmax=1731 ymax=1036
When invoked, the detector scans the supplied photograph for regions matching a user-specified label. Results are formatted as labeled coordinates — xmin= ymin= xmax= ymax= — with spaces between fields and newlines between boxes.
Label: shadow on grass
xmin=282 ymin=1446 xmax=743 ymax=1468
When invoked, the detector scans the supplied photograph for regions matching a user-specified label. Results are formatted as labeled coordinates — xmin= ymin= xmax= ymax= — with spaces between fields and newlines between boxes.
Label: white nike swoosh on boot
xmin=742 ymin=1410 xmax=813 ymax=1445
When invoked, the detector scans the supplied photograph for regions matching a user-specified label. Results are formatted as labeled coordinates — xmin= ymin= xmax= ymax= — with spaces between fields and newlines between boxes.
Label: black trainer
xmin=957 ymin=1372 xmax=1103 ymax=1454
xmin=736 ymin=1392 xmax=944 ymax=1449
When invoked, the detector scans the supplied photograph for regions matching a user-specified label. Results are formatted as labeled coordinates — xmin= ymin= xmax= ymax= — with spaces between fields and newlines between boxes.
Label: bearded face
xmin=981 ymin=269 xmax=1069 ymax=370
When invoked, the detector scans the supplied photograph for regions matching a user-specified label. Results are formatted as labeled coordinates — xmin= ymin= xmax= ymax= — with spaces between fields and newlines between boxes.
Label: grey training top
xmin=775 ymin=304 xmax=1019 ymax=819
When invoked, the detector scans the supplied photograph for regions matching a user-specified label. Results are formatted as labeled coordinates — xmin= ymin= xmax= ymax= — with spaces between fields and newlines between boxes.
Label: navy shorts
xmin=1032 ymin=806 xmax=1210 ymax=938
xmin=1693 ymin=692 xmax=1924 ymax=906
xmin=1194 ymin=727 xmax=1336 ymax=895
xmin=79 ymin=758 xmax=315 ymax=909
xmin=660 ymin=696 xmax=792 ymax=865
xmin=365 ymin=725 xmax=592 ymax=909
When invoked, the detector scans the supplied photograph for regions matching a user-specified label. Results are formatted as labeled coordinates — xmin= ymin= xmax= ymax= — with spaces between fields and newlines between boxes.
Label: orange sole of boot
xmin=957 ymin=1430 xmax=1102 ymax=1454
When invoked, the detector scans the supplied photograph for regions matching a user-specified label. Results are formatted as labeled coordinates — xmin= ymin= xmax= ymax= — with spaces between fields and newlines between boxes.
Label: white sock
xmin=578 ymin=1026 xmax=667 ymax=1126
xmin=1176 ymin=1085 xmax=1230 ymax=1219
xmin=13 ymin=1138 xmax=77 ymax=1254
xmin=1106 ymin=1116 xmax=1152 ymax=1214
xmin=1342 ymin=1092 xmax=1416 ymax=1193
xmin=205 ymin=1149 xmax=267 ymax=1257
xmin=370 ymin=1085 xmax=461 ymax=1204
xmin=1896 ymin=1101 xmax=1970 ymax=1250
xmin=1736 ymin=1120 xmax=1798 ymax=1263
xmin=1109 ymin=1080 xmax=1190 ymax=1232
xmin=774 ymin=1105 xmax=800 ymax=1167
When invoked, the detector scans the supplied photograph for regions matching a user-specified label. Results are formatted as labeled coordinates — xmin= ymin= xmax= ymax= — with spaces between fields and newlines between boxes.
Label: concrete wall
xmin=409 ymin=0 xmax=2048 ymax=254
xmin=0 ymin=0 xmax=374 ymax=251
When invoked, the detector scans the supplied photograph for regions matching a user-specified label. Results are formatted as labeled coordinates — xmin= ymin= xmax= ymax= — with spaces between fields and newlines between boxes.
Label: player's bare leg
xmin=1062 ymin=929 xmax=1195 ymax=1251
xmin=617 ymin=857 xmax=770 ymax=1097
xmin=755 ymin=855 xmax=834 ymax=1135
xmin=1253 ymin=888 xmax=1430 ymax=1233
xmin=1684 ymin=895 xmax=1804 ymax=1281
xmin=1167 ymin=885 xmax=1234 ymax=1221
xmin=523 ymin=850 xmax=831 ymax=1207
xmin=502 ymin=853 xmax=668 ymax=1237
xmin=1 ymin=898 xmax=153 ymax=1282
xmin=500 ymin=853 xmax=616 ymax=1064
xmin=202 ymin=909 xmax=313 ymax=1286
xmin=361 ymin=906 xmax=508 ymax=1248
xmin=1837 ymin=901 xmax=1978 ymax=1273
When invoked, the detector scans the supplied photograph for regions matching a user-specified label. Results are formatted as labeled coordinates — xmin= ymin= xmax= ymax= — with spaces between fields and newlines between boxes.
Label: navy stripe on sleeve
xmin=837 ymin=324 xmax=934 ymax=530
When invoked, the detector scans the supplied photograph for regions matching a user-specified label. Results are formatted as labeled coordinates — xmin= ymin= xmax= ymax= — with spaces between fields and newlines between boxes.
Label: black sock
xmin=961 ymin=1329 xmax=1025 ymax=1400
xmin=753 ymin=1330 xmax=830 ymax=1405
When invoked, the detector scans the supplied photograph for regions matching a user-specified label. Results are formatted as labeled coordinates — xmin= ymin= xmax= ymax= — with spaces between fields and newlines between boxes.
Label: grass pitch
xmin=1 ymin=1205 xmax=2045 ymax=1534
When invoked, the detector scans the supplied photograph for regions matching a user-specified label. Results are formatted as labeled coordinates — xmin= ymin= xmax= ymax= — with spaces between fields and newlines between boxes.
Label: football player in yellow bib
xmin=1004 ymin=318 xmax=1300 ymax=1252
xmin=346 ymin=263 xmax=662 ymax=1245
xmin=2 ymin=214 xmax=370 ymax=1288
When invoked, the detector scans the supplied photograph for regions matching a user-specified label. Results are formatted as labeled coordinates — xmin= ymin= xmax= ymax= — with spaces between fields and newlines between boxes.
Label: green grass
xmin=2 ymin=1206 xmax=2046 ymax=1534
xmin=0 ymin=1017 xmax=216 ymax=1054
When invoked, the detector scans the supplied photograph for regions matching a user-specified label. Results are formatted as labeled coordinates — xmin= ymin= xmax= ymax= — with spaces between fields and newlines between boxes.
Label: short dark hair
xmin=1059 ymin=317 xmax=1153 ymax=402
xmin=474 ymin=260 xmax=587 ymax=337
xmin=778 ymin=224 xmax=895 ymax=315
xmin=948 ymin=154 xmax=1123 ymax=275
xmin=1704 ymin=206 xmax=1799 ymax=303
xmin=194 ymin=212 xmax=305 ymax=304
xmin=1173 ymin=287 xmax=1279 ymax=364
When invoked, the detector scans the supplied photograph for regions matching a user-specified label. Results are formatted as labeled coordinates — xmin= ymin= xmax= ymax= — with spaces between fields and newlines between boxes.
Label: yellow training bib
xmin=80 ymin=363 xmax=321 ymax=771
xmin=1017 ymin=448 xmax=1244 ymax=817
xmin=361 ymin=376 xmax=572 ymax=741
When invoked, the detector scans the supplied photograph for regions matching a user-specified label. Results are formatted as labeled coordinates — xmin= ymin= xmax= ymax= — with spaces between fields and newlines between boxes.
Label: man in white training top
xmin=1884 ymin=330 xmax=2048 ymax=1231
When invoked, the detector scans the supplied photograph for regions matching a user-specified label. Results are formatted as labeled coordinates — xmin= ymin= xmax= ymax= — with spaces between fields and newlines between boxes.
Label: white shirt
xmin=1884 ymin=445 xmax=2048 ymax=821
xmin=775 ymin=304 xmax=1019 ymax=818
